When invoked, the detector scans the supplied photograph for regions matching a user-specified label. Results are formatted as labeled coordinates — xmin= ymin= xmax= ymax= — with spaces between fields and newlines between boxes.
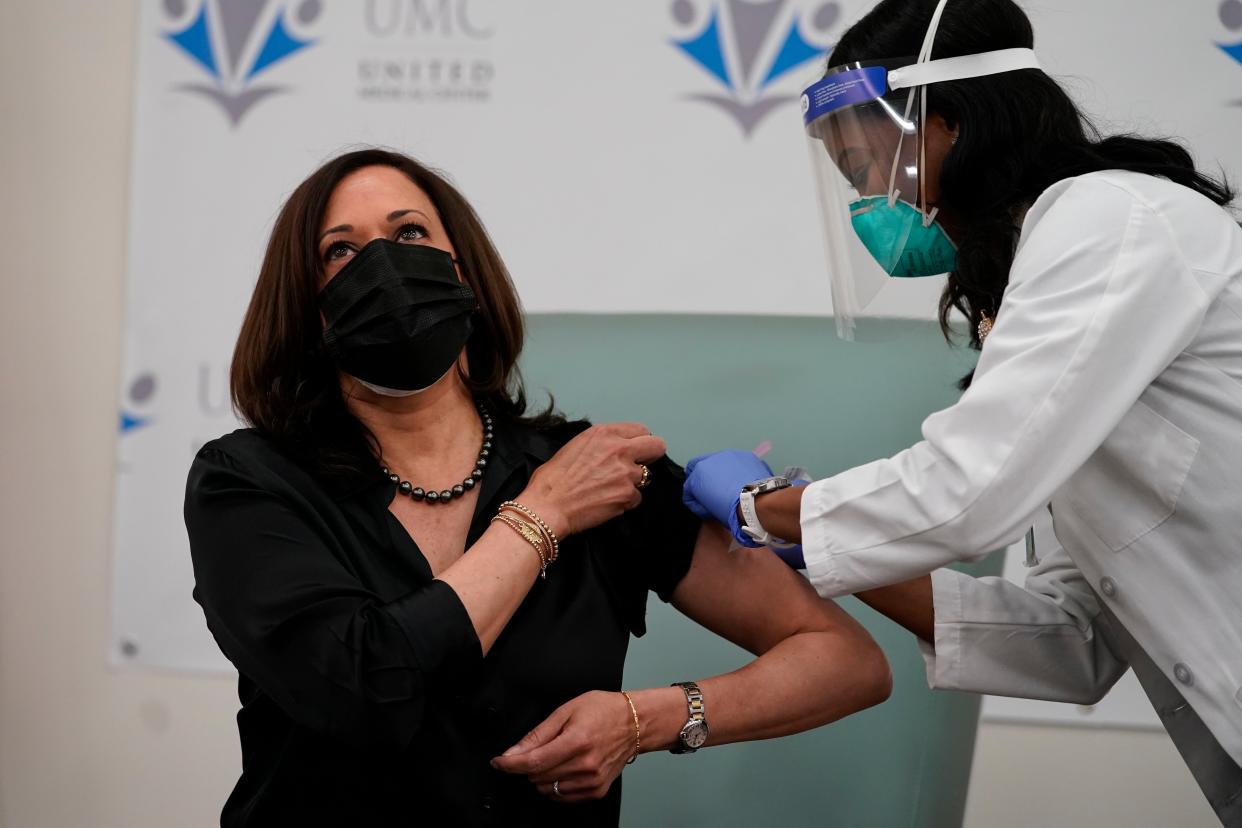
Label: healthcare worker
xmin=682 ymin=0 xmax=1242 ymax=822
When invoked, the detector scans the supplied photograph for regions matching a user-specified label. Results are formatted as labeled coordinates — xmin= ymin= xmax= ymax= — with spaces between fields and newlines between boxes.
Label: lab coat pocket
xmin=1062 ymin=400 xmax=1200 ymax=553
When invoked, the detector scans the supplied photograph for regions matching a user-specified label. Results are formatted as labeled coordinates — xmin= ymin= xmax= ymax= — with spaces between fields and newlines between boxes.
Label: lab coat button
xmin=1099 ymin=577 xmax=1117 ymax=598
xmin=1173 ymin=663 xmax=1195 ymax=687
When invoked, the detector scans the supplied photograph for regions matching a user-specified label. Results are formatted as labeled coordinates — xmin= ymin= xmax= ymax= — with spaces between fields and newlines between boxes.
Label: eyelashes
xmin=847 ymin=161 xmax=874 ymax=191
xmin=321 ymin=223 xmax=429 ymax=264
xmin=323 ymin=241 xmax=351 ymax=262
xmin=395 ymin=223 xmax=427 ymax=242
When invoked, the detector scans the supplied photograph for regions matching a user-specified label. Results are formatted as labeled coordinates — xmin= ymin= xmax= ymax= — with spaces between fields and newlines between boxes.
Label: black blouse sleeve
xmin=184 ymin=444 xmax=482 ymax=750
xmin=588 ymin=453 xmax=702 ymax=638
xmin=632 ymin=455 xmax=701 ymax=602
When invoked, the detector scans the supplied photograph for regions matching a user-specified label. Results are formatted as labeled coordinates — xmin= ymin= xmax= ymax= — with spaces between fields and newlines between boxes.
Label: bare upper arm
xmin=670 ymin=523 xmax=872 ymax=656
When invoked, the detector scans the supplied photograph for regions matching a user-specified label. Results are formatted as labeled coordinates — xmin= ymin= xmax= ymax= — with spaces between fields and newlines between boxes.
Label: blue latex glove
xmin=683 ymin=450 xmax=773 ymax=548
xmin=771 ymin=543 xmax=806 ymax=570
xmin=768 ymin=480 xmax=810 ymax=569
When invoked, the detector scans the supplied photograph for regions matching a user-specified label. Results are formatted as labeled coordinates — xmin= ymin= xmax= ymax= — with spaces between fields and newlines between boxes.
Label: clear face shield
xmin=799 ymin=0 xmax=1042 ymax=338
xmin=802 ymin=60 xmax=949 ymax=338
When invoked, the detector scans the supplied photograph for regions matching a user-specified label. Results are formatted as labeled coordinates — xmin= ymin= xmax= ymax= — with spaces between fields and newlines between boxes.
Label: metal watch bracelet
xmin=670 ymin=681 xmax=708 ymax=754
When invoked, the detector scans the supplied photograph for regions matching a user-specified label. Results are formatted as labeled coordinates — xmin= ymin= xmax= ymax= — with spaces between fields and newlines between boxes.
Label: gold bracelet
xmin=492 ymin=514 xmax=548 ymax=577
xmin=500 ymin=501 xmax=561 ymax=562
xmin=491 ymin=513 xmax=548 ymax=578
xmin=492 ymin=513 xmax=547 ymax=559
xmin=500 ymin=501 xmax=560 ymax=562
xmin=619 ymin=690 xmax=641 ymax=764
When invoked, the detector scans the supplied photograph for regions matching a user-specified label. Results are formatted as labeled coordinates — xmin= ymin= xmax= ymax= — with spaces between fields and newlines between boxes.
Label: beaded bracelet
xmin=499 ymin=501 xmax=561 ymax=562
xmin=499 ymin=501 xmax=559 ymax=562
xmin=491 ymin=513 xmax=549 ymax=578
xmin=619 ymin=691 xmax=641 ymax=764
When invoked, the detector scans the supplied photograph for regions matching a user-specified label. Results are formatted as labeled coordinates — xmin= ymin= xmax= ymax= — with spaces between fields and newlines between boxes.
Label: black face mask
xmin=319 ymin=240 xmax=477 ymax=394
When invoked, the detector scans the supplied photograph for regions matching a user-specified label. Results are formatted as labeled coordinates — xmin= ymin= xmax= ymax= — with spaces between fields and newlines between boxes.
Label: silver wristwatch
xmin=738 ymin=475 xmax=793 ymax=547
xmin=670 ymin=681 xmax=709 ymax=754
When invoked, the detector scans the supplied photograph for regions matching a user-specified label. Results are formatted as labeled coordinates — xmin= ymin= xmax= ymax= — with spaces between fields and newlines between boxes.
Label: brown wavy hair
xmin=230 ymin=148 xmax=559 ymax=475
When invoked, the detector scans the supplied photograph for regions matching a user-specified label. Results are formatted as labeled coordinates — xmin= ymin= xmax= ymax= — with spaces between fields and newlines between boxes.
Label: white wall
xmin=0 ymin=3 xmax=240 ymax=826
xmin=0 ymin=2 xmax=1222 ymax=826
xmin=964 ymin=724 xmax=1217 ymax=828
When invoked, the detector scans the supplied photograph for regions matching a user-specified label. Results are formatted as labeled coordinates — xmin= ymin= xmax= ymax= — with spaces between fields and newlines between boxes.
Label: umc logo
xmin=162 ymin=0 xmax=322 ymax=126
xmin=1218 ymin=0 xmax=1242 ymax=69
xmin=670 ymin=0 xmax=840 ymax=137
xmin=119 ymin=373 xmax=158 ymax=435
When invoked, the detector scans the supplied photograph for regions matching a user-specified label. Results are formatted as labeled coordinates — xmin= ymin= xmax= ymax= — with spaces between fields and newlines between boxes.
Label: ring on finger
xmin=553 ymin=780 xmax=563 ymax=798
xmin=636 ymin=464 xmax=651 ymax=489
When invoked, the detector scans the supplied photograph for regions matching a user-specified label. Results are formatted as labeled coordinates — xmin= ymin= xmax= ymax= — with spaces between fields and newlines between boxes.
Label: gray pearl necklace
xmin=381 ymin=403 xmax=492 ymax=505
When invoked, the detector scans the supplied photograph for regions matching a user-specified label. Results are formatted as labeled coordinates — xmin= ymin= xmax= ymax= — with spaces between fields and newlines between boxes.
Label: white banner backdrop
xmin=113 ymin=0 xmax=1242 ymax=708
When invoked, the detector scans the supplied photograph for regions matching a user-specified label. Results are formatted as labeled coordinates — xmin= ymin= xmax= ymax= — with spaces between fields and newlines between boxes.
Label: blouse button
xmin=1099 ymin=577 xmax=1117 ymax=599
xmin=1173 ymin=663 xmax=1195 ymax=687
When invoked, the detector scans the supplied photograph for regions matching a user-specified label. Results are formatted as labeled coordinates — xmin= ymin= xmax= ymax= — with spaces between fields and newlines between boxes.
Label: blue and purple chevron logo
xmin=119 ymin=372 xmax=158 ymax=435
xmin=1219 ymin=0 xmax=1242 ymax=68
xmin=162 ymin=0 xmax=322 ymax=126
xmin=670 ymin=0 xmax=840 ymax=137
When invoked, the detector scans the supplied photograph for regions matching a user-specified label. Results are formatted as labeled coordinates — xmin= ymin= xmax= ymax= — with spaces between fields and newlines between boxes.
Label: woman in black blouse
xmin=184 ymin=148 xmax=891 ymax=827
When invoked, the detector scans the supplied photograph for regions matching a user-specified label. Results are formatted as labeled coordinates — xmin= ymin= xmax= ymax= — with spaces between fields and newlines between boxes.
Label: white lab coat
xmin=800 ymin=170 xmax=1242 ymax=767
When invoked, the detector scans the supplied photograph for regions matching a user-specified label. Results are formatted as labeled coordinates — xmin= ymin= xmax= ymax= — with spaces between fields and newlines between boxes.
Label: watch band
xmin=676 ymin=681 xmax=705 ymax=722
xmin=739 ymin=476 xmax=792 ymax=547
xmin=670 ymin=681 xmax=707 ymax=754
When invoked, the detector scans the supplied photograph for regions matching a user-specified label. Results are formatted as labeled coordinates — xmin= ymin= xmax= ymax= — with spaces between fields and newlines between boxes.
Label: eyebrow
xmin=317 ymin=209 xmax=432 ymax=244
xmin=835 ymin=146 xmax=869 ymax=171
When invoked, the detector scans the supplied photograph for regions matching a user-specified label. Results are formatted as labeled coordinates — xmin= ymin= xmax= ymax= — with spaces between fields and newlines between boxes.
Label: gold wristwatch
xmin=670 ymin=681 xmax=709 ymax=754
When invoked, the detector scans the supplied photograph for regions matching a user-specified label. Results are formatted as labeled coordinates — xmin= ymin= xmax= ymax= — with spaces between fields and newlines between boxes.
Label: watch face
xmin=682 ymin=721 xmax=709 ymax=749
